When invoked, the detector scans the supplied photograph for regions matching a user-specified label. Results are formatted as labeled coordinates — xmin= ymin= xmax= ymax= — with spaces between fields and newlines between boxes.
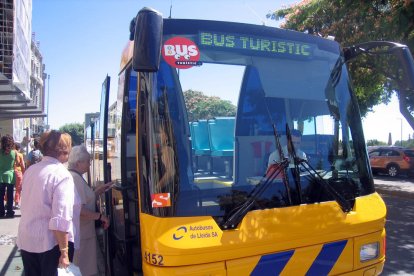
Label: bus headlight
xmin=360 ymin=242 xmax=379 ymax=262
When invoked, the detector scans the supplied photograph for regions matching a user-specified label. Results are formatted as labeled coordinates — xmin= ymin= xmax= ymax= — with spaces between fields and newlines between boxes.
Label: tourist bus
xmin=89 ymin=7 xmax=414 ymax=275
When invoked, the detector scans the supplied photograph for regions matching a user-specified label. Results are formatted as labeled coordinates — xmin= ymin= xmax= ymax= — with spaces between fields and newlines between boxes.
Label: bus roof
xmin=121 ymin=18 xmax=340 ymax=72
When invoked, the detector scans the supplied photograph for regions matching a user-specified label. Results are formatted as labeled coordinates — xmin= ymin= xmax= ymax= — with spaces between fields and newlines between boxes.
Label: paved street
xmin=373 ymin=175 xmax=414 ymax=199
xmin=382 ymin=194 xmax=414 ymax=276
xmin=1 ymin=176 xmax=413 ymax=275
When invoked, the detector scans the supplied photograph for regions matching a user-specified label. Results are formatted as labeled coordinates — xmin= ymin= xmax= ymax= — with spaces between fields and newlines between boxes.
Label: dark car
xmin=368 ymin=146 xmax=414 ymax=177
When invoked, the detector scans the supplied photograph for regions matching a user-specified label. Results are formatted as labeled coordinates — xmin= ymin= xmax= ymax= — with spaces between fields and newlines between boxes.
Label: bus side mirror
xmin=394 ymin=46 xmax=414 ymax=91
xmin=344 ymin=41 xmax=414 ymax=92
xmin=132 ymin=7 xmax=163 ymax=72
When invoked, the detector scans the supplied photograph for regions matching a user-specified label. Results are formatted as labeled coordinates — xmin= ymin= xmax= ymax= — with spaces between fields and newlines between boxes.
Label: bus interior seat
xmin=191 ymin=120 xmax=211 ymax=155
xmin=190 ymin=120 xmax=212 ymax=173
xmin=207 ymin=117 xmax=235 ymax=178
xmin=207 ymin=117 xmax=235 ymax=157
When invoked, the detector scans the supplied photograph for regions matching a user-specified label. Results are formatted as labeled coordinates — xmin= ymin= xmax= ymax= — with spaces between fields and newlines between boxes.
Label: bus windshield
xmin=138 ymin=19 xmax=373 ymax=222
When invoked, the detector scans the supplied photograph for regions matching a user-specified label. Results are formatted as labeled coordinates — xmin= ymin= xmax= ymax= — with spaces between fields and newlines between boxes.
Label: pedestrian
xmin=68 ymin=145 xmax=113 ymax=276
xmin=0 ymin=134 xmax=17 ymax=218
xmin=26 ymin=138 xmax=42 ymax=168
xmin=13 ymin=142 xmax=25 ymax=209
xmin=17 ymin=130 xmax=81 ymax=275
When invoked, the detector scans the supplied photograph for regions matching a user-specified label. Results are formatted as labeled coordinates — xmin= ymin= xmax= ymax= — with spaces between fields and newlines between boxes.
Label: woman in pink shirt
xmin=17 ymin=130 xmax=81 ymax=275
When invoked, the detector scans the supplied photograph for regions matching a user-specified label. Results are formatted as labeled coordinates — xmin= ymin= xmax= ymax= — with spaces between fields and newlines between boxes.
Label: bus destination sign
xmin=199 ymin=31 xmax=313 ymax=57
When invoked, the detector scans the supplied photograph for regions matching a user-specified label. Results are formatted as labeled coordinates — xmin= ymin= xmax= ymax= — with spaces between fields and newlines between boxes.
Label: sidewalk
xmin=0 ymin=209 xmax=24 ymax=276
xmin=0 ymin=208 xmax=105 ymax=276
xmin=1 ymin=178 xmax=413 ymax=275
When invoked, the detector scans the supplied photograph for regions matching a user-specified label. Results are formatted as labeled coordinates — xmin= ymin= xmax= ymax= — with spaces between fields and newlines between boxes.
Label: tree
xmin=183 ymin=89 xmax=236 ymax=121
xmin=59 ymin=123 xmax=84 ymax=146
xmin=269 ymin=0 xmax=414 ymax=131
xmin=366 ymin=139 xmax=386 ymax=146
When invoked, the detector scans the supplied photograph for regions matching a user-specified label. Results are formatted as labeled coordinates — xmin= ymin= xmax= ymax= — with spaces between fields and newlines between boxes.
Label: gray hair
xmin=68 ymin=145 xmax=90 ymax=169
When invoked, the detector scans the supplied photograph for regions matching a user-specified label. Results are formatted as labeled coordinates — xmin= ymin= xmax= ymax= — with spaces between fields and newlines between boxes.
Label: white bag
xmin=57 ymin=263 xmax=82 ymax=276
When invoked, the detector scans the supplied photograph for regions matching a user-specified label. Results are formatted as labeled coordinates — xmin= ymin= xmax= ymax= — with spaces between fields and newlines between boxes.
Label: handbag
xmin=57 ymin=263 xmax=82 ymax=276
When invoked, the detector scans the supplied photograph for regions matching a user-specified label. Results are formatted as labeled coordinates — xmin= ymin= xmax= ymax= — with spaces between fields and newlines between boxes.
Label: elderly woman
xmin=68 ymin=145 xmax=112 ymax=276
xmin=17 ymin=130 xmax=81 ymax=275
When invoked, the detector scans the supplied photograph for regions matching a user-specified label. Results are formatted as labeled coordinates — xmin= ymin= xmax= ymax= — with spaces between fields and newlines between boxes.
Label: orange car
xmin=368 ymin=146 xmax=414 ymax=177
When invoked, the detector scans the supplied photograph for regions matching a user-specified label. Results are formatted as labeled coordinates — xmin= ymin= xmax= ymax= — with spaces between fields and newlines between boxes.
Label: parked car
xmin=368 ymin=146 xmax=414 ymax=177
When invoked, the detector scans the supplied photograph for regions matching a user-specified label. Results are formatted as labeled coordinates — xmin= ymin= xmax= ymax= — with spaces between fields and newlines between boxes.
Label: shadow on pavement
xmin=382 ymin=195 xmax=414 ymax=275
xmin=0 ymin=245 xmax=24 ymax=276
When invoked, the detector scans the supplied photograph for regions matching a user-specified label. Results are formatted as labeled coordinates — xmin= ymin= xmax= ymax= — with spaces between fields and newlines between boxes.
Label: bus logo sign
xmin=172 ymin=226 xmax=187 ymax=240
xmin=151 ymin=193 xmax=171 ymax=208
xmin=163 ymin=37 xmax=201 ymax=69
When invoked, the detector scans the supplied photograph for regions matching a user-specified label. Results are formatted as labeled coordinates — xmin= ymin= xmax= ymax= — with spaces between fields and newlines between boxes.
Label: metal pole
xmin=47 ymin=74 xmax=50 ymax=127
xmin=23 ymin=127 xmax=29 ymax=155
xmin=400 ymin=118 xmax=403 ymax=147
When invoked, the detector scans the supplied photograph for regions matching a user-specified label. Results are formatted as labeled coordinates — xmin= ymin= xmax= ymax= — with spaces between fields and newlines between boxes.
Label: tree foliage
xmin=270 ymin=0 xmax=414 ymax=130
xmin=183 ymin=89 xmax=237 ymax=121
xmin=59 ymin=123 xmax=84 ymax=146
xmin=366 ymin=139 xmax=387 ymax=146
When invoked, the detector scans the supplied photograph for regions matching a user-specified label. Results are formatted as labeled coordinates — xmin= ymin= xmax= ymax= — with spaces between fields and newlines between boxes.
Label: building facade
xmin=0 ymin=0 xmax=46 ymax=145
xmin=30 ymin=33 xmax=46 ymax=134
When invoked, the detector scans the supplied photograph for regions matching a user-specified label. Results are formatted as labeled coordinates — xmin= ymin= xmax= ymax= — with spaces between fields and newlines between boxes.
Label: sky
xmin=32 ymin=0 xmax=413 ymax=143
xmin=362 ymin=94 xmax=412 ymax=143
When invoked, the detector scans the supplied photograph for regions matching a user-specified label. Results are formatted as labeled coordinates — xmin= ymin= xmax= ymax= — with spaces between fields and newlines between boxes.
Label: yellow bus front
xmin=102 ymin=13 xmax=387 ymax=276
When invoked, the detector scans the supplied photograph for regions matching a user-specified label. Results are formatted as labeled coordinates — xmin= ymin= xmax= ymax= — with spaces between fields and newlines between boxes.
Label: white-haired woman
xmin=68 ymin=145 xmax=113 ymax=276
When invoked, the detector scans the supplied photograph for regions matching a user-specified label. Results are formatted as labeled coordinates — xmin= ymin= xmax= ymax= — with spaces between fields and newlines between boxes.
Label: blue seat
xmin=191 ymin=120 xmax=211 ymax=156
xmin=190 ymin=120 xmax=212 ymax=173
xmin=207 ymin=117 xmax=235 ymax=157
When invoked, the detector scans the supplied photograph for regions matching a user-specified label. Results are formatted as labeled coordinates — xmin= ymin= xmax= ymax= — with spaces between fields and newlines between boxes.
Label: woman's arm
xmin=49 ymin=175 xmax=74 ymax=267
xmin=53 ymin=230 xmax=70 ymax=268
xmin=80 ymin=206 xmax=110 ymax=229
xmin=80 ymin=206 xmax=100 ymax=220
xmin=94 ymin=181 xmax=115 ymax=196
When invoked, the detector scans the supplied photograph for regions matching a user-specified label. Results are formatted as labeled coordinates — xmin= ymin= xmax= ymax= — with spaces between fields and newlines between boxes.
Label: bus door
xmin=92 ymin=76 xmax=115 ymax=275
xmin=104 ymin=67 xmax=141 ymax=275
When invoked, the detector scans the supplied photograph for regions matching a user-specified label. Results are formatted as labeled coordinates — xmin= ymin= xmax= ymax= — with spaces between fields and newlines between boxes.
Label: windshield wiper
xmin=285 ymin=125 xmax=353 ymax=213
xmin=221 ymin=106 xmax=293 ymax=229
xmin=221 ymin=158 xmax=290 ymax=229
xmin=285 ymin=124 xmax=303 ymax=203
xmin=264 ymin=99 xmax=293 ymax=206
